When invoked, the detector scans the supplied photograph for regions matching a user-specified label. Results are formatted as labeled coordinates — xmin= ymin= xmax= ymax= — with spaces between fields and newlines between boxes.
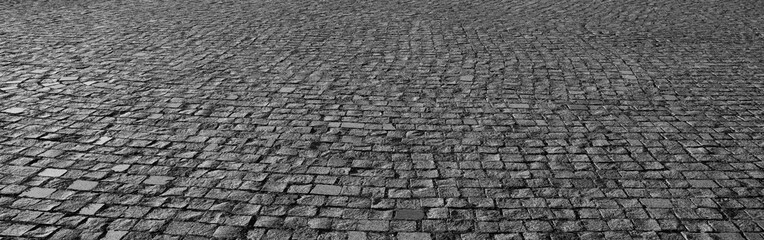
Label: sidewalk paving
xmin=1 ymin=0 xmax=763 ymax=239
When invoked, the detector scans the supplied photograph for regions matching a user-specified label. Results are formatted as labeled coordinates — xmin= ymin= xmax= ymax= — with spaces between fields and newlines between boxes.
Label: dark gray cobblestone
xmin=1 ymin=0 xmax=764 ymax=239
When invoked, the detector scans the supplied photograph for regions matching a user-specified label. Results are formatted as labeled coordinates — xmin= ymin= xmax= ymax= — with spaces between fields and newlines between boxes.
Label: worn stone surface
xmin=38 ymin=168 xmax=67 ymax=177
xmin=398 ymin=232 xmax=432 ymax=240
xmin=1 ymin=0 xmax=764 ymax=239
xmin=2 ymin=107 xmax=25 ymax=114
xmin=19 ymin=187 xmax=57 ymax=199
xmin=67 ymin=180 xmax=98 ymax=191
xmin=143 ymin=176 xmax=174 ymax=185
xmin=395 ymin=209 xmax=425 ymax=220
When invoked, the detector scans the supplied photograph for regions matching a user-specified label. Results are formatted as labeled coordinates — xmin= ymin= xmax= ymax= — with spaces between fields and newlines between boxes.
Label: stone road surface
xmin=1 ymin=0 xmax=764 ymax=239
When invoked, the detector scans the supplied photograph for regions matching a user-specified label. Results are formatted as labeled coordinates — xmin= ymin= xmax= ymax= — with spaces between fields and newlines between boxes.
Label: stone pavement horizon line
xmin=1 ymin=0 xmax=763 ymax=239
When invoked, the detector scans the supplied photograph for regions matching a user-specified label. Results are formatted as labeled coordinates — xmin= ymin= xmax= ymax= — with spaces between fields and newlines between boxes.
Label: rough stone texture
xmin=398 ymin=232 xmax=432 ymax=240
xmin=67 ymin=180 xmax=98 ymax=191
xmin=1 ymin=0 xmax=764 ymax=239
xmin=143 ymin=176 xmax=174 ymax=185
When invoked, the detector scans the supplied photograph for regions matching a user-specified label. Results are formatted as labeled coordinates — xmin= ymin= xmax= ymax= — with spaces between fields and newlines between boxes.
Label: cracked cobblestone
xmin=1 ymin=0 xmax=764 ymax=239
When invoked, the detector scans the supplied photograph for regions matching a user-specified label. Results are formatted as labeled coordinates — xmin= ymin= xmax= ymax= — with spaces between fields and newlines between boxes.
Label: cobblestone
xmin=1 ymin=107 xmax=25 ymax=114
xmin=67 ymin=180 xmax=98 ymax=191
xmin=2 ymin=0 xmax=764 ymax=238
xmin=19 ymin=187 xmax=56 ymax=199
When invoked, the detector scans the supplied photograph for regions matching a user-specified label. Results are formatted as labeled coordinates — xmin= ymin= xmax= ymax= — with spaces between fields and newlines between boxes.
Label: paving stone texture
xmin=1 ymin=0 xmax=764 ymax=239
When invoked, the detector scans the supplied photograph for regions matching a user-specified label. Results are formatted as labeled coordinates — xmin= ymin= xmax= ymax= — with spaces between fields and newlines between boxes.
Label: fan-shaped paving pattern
xmin=1 ymin=0 xmax=763 ymax=239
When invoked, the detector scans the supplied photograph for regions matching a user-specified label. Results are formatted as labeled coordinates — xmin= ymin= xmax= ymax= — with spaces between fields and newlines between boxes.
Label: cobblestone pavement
xmin=1 ymin=0 xmax=764 ymax=239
